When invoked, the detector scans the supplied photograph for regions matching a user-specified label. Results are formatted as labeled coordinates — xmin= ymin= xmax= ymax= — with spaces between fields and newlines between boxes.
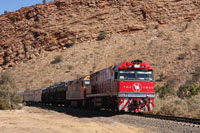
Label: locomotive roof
xmin=70 ymin=75 xmax=90 ymax=84
xmin=91 ymin=60 xmax=153 ymax=75
xmin=117 ymin=60 xmax=153 ymax=70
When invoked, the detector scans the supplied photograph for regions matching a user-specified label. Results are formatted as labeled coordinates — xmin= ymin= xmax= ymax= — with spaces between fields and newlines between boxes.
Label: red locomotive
xmin=88 ymin=60 xmax=154 ymax=112
xmin=24 ymin=60 xmax=155 ymax=113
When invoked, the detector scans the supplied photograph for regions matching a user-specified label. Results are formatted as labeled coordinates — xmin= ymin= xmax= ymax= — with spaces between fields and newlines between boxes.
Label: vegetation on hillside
xmin=51 ymin=55 xmax=63 ymax=64
xmin=154 ymin=95 xmax=200 ymax=118
xmin=0 ymin=71 xmax=22 ymax=110
xmin=97 ymin=31 xmax=107 ymax=41
xmin=154 ymin=72 xmax=200 ymax=118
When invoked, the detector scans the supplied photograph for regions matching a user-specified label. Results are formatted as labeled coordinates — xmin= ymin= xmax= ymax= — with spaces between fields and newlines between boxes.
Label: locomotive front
xmin=116 ymin=60 xmax=155 ymax=112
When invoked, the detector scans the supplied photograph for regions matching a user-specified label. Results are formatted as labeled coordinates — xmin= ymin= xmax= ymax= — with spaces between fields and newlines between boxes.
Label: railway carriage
xmin=24 ymin=88 xmax=44 ymax=104
xmin=67 ymin=76 xmax=91 ymax=107
xmin=52 ymin=82 xmax=67 ymax=104
xmin=34 ymin=88 xmax=44 ymax=103
xmin=41 ymin=86 xmax=52 ymax=104
xmin=40 ymin=76 xmax=90 ymax=107
xmin=23 ymin=89 xmax=35 ymax=104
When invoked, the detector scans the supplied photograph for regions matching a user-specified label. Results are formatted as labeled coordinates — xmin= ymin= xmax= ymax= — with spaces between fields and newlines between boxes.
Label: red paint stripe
xmin=122 ymin=99 xmax=130 ymax=110
xmin=118 ymin=98 xmax=124 ymax=107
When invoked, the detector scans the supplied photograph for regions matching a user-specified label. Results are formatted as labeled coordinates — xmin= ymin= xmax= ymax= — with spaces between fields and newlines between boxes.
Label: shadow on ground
xmin=27 ymin=104 xmax=128 ymax=118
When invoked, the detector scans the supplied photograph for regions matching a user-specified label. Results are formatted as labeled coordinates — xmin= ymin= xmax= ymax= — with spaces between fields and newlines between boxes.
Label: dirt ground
xmin=0 ymin=107 xmax=145 ymax=133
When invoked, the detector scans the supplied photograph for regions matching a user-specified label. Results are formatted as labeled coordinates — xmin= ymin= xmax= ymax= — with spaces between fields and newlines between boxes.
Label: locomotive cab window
xmin=118 ymin=71 xmax=136 ymax=80
xmin=137 ymin=71 xmax=153 ymax=81
xmin=84 ymin=80 xmax=90 ymax=86
xmin=118 ymin=70 xmax=153 ymax=81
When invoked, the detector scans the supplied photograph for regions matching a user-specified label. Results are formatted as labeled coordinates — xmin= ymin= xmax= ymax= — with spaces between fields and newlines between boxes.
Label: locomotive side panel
xmin=90 ymin=67 xmax=118 ymax=96
xmin=66 ymin=79 xmax=84 ymax=100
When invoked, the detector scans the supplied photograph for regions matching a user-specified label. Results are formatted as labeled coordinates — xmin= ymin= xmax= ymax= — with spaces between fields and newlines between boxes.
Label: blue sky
xmin=0 ymin=0 xmax=53 ymax=15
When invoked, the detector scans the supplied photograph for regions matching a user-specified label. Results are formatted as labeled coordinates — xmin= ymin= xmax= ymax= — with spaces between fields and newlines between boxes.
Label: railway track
xmin=33 ymin=104 xmax=200 ymax=128
xmin=135 ymin=113 xmax=200 ymax=126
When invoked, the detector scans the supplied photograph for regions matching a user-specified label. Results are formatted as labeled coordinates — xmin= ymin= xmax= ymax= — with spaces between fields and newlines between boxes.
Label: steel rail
xmin=135 ymin=113 xmax=200 ymax=125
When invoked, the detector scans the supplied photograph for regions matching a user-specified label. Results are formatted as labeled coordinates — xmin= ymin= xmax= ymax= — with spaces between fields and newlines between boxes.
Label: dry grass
xmin=154 ymin=95 xmax=200 ymax=118
xmin=0 ymin=107 xmax=145 ymax=133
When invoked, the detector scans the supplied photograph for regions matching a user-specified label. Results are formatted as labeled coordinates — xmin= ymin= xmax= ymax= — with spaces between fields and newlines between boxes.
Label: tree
xmin=43 ymin=0 xmax=46 ymax=4
xmin=0 ymin=71 xmax=22 ymax=110
xmin=4 ymin=10 xmax=8 ymax=14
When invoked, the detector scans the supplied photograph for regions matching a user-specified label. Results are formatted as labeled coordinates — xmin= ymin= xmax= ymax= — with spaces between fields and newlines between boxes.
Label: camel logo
xmin=132 ymin=83 xmax=142 ymax=92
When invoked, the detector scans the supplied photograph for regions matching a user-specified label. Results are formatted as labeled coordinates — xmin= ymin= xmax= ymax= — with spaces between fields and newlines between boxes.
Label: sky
xmin=0 ymin=0 xmax=53 ymax=15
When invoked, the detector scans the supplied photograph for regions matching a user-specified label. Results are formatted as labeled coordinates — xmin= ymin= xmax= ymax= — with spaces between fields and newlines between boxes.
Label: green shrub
xmin=155 ymin=85 xmax=161 ymax=93
xmin=177 ymin=53 xmax=187 ymax=60
xmin=97 ymin=31 xmax=107 ymax=41
xmin=51 ymin=55 xmax=63 ymax=64
xmin=67 ymin=65 xmax=73 ymax=70
xmin=158 ymin=74 xmax=164 ymax=81
xmin=177 ymin=84 xmax=200 ymax=99
xmin=71 ymin=37 xmax=77 ymax=45
xmin=155 ymin=80 xmax=175 ymax=98
xmin=177 ymin=85 xmax=190 ymax=99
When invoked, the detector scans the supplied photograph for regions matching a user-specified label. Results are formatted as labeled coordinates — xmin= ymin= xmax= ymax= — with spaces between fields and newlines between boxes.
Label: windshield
xmin=137 ymin=71 xmax=153 ymax=80
xmin=84 ymin=80 xmax=90 ymax=86
xmin=118 ymin=70 xmax=153 ymax=81
xmin=118 ymin=71 xmax=136 ymax=80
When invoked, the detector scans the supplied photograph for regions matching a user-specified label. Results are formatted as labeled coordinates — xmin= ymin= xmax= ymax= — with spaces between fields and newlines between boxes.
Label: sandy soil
xmin=0 ymin=107 xmax=145 ymax=133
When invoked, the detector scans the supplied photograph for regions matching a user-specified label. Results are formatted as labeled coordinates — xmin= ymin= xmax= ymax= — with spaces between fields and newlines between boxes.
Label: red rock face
xmin=0 ymin=0 xmax=200 ymax=68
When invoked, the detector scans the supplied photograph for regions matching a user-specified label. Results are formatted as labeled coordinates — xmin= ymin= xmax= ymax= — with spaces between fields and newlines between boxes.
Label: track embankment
xmin=1 ymin=106 xmax=199 ymax=133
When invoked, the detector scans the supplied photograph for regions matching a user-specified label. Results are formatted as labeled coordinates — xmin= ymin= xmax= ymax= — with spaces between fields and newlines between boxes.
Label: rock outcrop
xmin=0 ymin=0 xmax=200 ymax=68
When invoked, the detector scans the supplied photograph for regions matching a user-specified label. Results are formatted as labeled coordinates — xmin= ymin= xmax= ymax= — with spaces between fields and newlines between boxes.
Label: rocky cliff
xmin=0 ymin=0 xmax=200 ymax=69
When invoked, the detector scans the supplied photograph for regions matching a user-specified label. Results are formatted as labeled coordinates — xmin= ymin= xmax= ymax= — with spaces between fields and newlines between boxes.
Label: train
xmin=23 ymin=60 xmax=155 ymax=112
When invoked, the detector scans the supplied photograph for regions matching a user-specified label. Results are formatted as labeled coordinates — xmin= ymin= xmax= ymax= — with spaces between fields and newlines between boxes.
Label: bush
xmin=155 ymin=85 xmax=161 ymax=93
xmin=155 ymin=80 xmax=175 ymax=98
xmin=4 ymin=10 xmax=8 ymax=14
xmin=1 ymin=71 xmax=16 ymax=88
xmin=177 ymin=84 xmax=200 ymax=99
xmin=177 ymin=53 xmax=187 ymax=60
xmin=11 ymin=92 xmax=23 ymax=104
xmin=158 ymin=74 xmax=164 ymax=81
xmin=67 ymin=65 xmax=73 ymax=70
xmin=51 ymin=55 xmax=63 ymax=64
xmin=0 ymin=99 xmax=10 ymax=110
xmin=0 ymin=85 xmax=9 ymax=99
xmin=0 ymin=71 xmax=22 ymax=110
xmin=71 ymin=37 xmax=77 ymax=45
xmin=42 ymin=0 xmax=46 ymax=4
xmin=97 ymin=31 xmax=107 ymax=41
